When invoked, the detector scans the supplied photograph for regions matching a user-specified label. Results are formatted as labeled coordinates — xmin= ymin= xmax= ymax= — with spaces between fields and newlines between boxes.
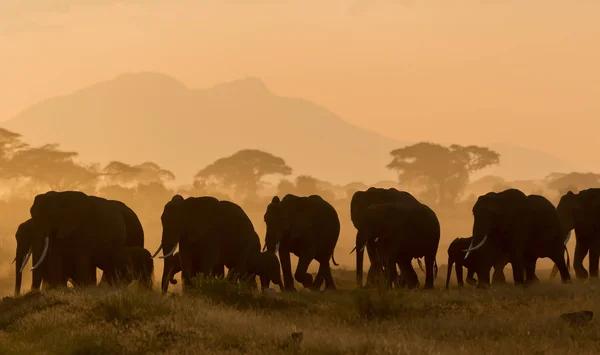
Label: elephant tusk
xmin=19 ymin=248 xmax=32 ymax=273
xmin=30 ymin=238 xmax=49 ymax=271
xmin=564 ymin=230 xmax=572 ymax=246
xmin=374 ymin=237 xmax=379 ymax=243
xmin=359 ymin=243 xmax=367 ymax=252
xmin=464 ymin=235 xmax=488 ymax=253
xmin=159 ymin=243 xmax=178 ymax=259
xmin=275 ymin=242 xmax=280 ymax=254
xmin=464 ymin=240 xmax=474 ymax=259
xmin=151 ymin=243 xmax=163 ymax=258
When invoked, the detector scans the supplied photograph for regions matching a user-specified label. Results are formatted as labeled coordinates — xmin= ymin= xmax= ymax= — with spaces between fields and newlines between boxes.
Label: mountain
xmin=1 ymin=72 xmax=578 ymax=185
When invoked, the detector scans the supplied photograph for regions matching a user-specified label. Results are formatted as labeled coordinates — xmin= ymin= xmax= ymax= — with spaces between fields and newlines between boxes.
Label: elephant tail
xmin=565 ymin=245 xmax=571 ymax=272
xmin=331 ymin=252 xmax=339 ymax=267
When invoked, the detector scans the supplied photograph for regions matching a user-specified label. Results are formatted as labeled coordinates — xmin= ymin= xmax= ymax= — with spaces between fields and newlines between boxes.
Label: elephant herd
xmin=11 ymin=187 xmax=600 ymax=296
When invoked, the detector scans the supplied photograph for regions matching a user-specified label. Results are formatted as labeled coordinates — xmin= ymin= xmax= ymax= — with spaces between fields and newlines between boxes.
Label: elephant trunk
xmin=445 ymin=256 xmax=454 ymax=289
xmin=356 ymin=245 xmax=364 ymax=288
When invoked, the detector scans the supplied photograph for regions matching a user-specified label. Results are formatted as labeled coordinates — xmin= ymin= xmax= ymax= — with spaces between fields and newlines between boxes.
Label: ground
xmin=0 ymin=269 xmax=599 ymax=355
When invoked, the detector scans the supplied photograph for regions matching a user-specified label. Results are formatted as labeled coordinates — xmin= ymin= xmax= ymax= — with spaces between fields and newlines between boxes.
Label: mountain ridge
xmin=2 ymin=72 xmax=578 ymax=185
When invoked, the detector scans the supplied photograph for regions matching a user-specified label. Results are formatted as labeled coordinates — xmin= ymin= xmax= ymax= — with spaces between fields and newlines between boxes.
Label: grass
xmin=0 ymin=269 xmax=599 ymax=354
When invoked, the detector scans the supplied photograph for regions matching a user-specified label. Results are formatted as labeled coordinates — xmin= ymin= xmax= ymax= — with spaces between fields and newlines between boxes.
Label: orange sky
xmin=1 ymin=1 xmax=599 ymax=171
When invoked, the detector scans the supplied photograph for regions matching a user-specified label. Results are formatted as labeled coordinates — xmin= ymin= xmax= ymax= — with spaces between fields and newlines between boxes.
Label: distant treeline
xmin=0 ymin=127 xmax=598 ymax=257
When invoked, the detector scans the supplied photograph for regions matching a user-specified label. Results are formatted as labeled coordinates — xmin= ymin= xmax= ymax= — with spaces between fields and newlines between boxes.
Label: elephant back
xmin=110 ymin=200 xmax=145 ymax=248
xmin=350 ymin=187 xmax=419 ymax=231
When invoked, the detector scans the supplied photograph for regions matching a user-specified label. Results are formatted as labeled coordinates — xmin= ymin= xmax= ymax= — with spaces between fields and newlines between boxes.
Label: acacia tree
xmin=195 ymin=149 xmax=292 ymax=199
xmin=545 ymin=172 xmax=600 ymax=195
xmin=103 ymin=161 xmax=175 ymax=187
xmin=387 ymin=142 xmax=500 ymax=206
xmin=10 ymin=143 xmax=100 ymax=192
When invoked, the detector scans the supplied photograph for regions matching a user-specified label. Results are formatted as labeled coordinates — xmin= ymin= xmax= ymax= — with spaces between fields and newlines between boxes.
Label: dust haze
xmin=1 ymin=1 xmax=599 ymax=353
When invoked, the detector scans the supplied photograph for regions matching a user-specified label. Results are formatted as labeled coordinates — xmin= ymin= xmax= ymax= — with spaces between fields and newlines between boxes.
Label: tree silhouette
xmin=11 ymin=143 xmax=100 ymax=192
xmin=103 ymin=161 xmax=175 ymax=187
xmin=545 ymin=172 xmax=600 ymax=195
xmin=195 ymin=149 xmax=292 ymax=199
xmin=387 ymin=142 xmax=500 ymax=206
xmin=0 ymin=128 xmax=28 ymax=180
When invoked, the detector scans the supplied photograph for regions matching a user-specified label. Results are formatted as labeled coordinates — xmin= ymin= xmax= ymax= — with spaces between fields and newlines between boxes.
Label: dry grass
xmin=0 ymin=268 xmax=599 ymax=355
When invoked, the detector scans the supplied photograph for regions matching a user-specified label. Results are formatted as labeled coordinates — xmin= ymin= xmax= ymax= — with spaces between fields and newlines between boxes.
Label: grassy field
xmin=0 ymin=268 xmax=599 ymax=355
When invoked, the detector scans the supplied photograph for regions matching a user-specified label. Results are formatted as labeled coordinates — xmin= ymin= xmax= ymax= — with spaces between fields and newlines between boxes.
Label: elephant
xmin=154 ymin=195 xmax=283 ymax=293
xmin=445 ymin=236 xmax=508 ymax=289
xmin=160 ymin=251 xmax=225 ymax=294
xmin=263 ymin=194 xmax=340 ymax=292
xmin=13 ymin=218 xmax=96 ymax=295
xmin=556 ymin=189 xmax=600 ymax=280
xmin=350 ymin=187 xmax=421 ymax=288
xmin=104 ymin=247 xmax=154 ymax=289
xmin=357 ymin=200 xmax=440 ymax=289
xmin=464 ymin=189 xmax=571 ymax=287
xmin=27 ymin=191 xmax=128 ymax=290
xmin=159 ymin=250 xmax=282 ymax=294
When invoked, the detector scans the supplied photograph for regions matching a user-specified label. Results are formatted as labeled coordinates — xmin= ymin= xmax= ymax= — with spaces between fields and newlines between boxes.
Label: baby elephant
xmin=445 ymin=237 xmax=508 ymax=289
xmin=103 ymin=247 xmax=154 ymax=289
xmin=160 ymin=252 xmax=225 ymax=294
xmin=245 ymin=251 xmax=284 ymax=292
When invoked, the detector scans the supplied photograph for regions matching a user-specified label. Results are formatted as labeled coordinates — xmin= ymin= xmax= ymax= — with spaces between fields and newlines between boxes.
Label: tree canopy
xmin=195 ymin=149 xmax=292 ymax=199
xmin=103 ymin=161 xmax=175 ymax=187
xmin=545 ymin=172 xmax=600 ymax=195
xmin=387 ymin=142 xmax=500 ymax=205
xmin=9 ymin=143 xmax=100 ymax=192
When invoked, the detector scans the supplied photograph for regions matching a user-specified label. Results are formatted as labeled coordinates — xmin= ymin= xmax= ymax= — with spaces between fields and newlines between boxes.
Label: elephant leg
xmin=323 ymin=263 xmax=336 ymax=290
xmin=73 ymin=252 xmax=93 ymax=288
xmin=491 ymin=264 xmax=507 ymax=284
xmin=180 ymin=254 xmax=195 ymax=291
xmin=574 ymin=242 xmax=589 ymax=280
xmin=212 ymin=264 xmax=225 ymax=280
xmin=510 ymin=250 xmax=525 ymax=286
xmin=294 ymin=255 xmax=314 ymax=289
xmin=46 ymin=247 xmax=65 ymax=289
xmin=455 ymin=263 xmax=465 ymax=287
xmin=423 ymin=254 xmax=435 ymax=289
xmin=199 ymin=252 xmax=220 ymax=281
xmin=548 ymin=248 xmax=572 ymax=283
xmin=524 ymin=257 xmax=538 ymax=285
xmin=398 ymin=258 xmax=418 ymax=289
xmin=476 ymin=264 xmax=492 ymax=289
xmin=466 ymin=268 xmax=477 ymax=286
xmin=365 ymin=244 xmax=383 ymax=288
xmin=279 ymin=249 xmax=296 ymax=292
xmin=588 ymin=246 xmax=599 ymax=278
xmin=311 ymin=266 xmax=325 ymax=291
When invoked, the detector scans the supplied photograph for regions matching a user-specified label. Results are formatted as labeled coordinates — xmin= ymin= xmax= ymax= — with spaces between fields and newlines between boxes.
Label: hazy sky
xmin=1 ymin=0 xmax=599 ymax=170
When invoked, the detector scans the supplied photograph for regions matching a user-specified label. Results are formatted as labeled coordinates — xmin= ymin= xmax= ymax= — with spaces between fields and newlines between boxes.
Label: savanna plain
xmin=1 ymin=263 xmax=599 ymax=355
